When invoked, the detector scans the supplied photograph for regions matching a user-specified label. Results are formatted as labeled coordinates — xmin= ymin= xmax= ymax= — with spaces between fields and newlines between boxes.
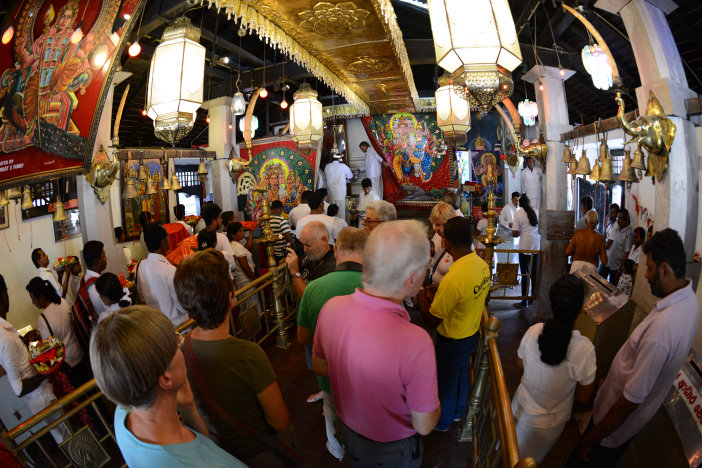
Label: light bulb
xmin=559 ymin=68 xmax=565 ymax=77
xmin=259 ymin=88 xmax=268 ymax=98
xmin=228 ymin=123 xmax=233 ymax=130
xmin=280 ymin=100 xmax=288 ymax=110
xmin=128 ymin=39 xmax=141 ymax=57
xmin=206 ymin=116 xmax=211 ymax=124
xmin=539 ymin=82 xmax=544 ymax=91
xmin=141 ymin=109 xmax=147 ymax=116
xmin=70 ymin=26 xmax=83 ymax=44
xmin=123 ymin=13 xmax=131 ymax=20
xmin=222 ymin=57 xmax=229 ymax=64
xmin=1 ymin=25 xmax=13 ymax=45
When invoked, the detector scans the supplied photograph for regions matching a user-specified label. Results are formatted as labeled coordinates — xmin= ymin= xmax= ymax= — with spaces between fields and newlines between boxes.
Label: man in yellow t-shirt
xmin=419 ymin=216 xmax=490 ymax=431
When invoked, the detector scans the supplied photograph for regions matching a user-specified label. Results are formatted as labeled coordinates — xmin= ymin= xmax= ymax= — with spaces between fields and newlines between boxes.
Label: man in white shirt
xmin=317 ymin=188 xmax=330 ymax=214
xmin=137 ymin=223 xmax=188 ymax=327
xmin=0 ymin=274 xmax=70 ymax=444
xmin=289 ymin=190 xmax=313 ymax=230
xmin=82 ymin=240 xmax=108 ymax=316
xmin=327 ymin=204 xmax=348 ymax=235
xmin=599 ymin=203 xmax=620 ymax=278
xmin=357 ymin=178 xmax=379 ymax=212
xmin=32 ymin=248 xmax=63 ymax=297
xmin=520 ymin=157 xmax=542 ymax=212
xmin=324 ymin=154 xmax=353 ymax=220
xmin=173 ymin=204 xmax=193 ymax=235
xmin=498 ymin=191 xmax=521 ymax=265
xmin=202 ymin=203 xmax=235 ymax=257
xmin=604 ymin=209 xmax=633 ymax=283
xmin=573 ymin=229 xmax=699 ymax=467
xmin=296 ymin=192 xmax=341 ymax=244
xmin=360 ymin=141 xmax=384 ymax=198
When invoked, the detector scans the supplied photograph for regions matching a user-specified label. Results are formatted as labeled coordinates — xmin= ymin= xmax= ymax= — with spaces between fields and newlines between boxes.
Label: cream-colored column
xmin=77 ymin=71 xmax=131 ymax=276
xmin=203 ymin=96 xmax=238 ymax=214
xmin=521 ymin=65 xmax=575 ymax=319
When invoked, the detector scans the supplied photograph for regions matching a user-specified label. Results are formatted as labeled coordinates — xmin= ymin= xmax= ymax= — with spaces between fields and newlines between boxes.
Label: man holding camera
xmin=286 ymin=221 xmax=336 ymax=300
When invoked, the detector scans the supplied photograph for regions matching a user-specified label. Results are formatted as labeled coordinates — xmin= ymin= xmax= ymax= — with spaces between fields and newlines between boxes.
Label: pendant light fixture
xmin=70 ymin=0 xmax=89 ymax=44
xmin=146 ymin=16 xmax=206 ymax=145
xmin=435 ymin=72 xmax=470 ymax=147
xmin=231 ymin=29 xmax=247 ymax=116
xmin=582 ymin=42 xmax=613 ymax=90
xmin=259 ymin=46 xmax=268 ymax=98
xmin=290 ymin=83 xmax=323 ymax=149
xmin=1 ymin=23 xmax=14 ymax=45
xmin=128 ymin=10 xmax=144 ymax=57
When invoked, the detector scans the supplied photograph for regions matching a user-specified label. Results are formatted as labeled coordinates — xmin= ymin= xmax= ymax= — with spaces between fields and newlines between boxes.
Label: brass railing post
xmin=254 ymin=188 xmax=291 ymax=349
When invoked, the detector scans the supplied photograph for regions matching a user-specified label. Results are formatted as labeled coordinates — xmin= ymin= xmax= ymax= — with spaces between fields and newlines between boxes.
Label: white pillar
xmin=521 ymin=65 xmax=575 ymax=319
xmin=203 ymin=97 xmax=238 ymax=215
xmin=76 ymin=71 xmax=131 ymax=276
xmin=612 ymin=0 xmax=698 ymax=255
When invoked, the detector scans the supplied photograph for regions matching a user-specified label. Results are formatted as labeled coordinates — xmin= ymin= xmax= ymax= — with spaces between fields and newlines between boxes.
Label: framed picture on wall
xmin=0 ymin=206 xmax=8 ymax=229
xmin=53 ymin=208 xmax=81 ymax=242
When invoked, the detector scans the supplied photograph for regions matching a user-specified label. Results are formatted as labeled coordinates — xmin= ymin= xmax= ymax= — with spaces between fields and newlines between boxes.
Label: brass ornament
xmin=85 ymin=145 xmax=119 ymax=204
xmin=21 ymin=187 xmax=33 ymax=211
xmin=590 ymin=160 xmax=601 ymax=182
xmin=618 ymin=149 xmax=638 ymax=183
xmin=521 ymin=133 xmax=548 ymax=163
xmin=225 ymin=147 xmax=252 ymax=174
xmin=616 ymin=90 xmax=676 ymax=182
xmin=7 ymin=186 xmax=22 ymax=200
xmin=561 ymin=144 xmax=576 ymax=165
xmin=53 ymin=196 xmax=68 ymax=222
xmin=631 ymin=147 xmax=646 ymax=170
xmin=599 ymin=156 xmax=615 ymax=183
xmin=348 ymin=56 xmax=393 ymax=75
xmin=298 ymin=2 xmax=370 ymax=36
xmin=574 ymin=150 xmax=592 ymax=175
xmin=505 ymin=153 xmax=523 ymax=176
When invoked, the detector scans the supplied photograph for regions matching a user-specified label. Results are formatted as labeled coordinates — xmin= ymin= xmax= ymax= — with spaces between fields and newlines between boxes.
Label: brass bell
xmin=598 ymin=141 xmax=608 ymax=161
xmin=574 ymin=150 xmax=592 ymax=175
xmin=566 ymin=162 xmax=577 ymax=175
xmin=7 ymin=186 xmax=22 ymax=200
xmin=170 ymin=172 xmax=182 ymax=190
xmin=197 ymin=159 xmax=208 ymax=178
xmin=161 ymin=173 xmax=171 ymax=190
xmin=644 ymin=158 xmax=653 ymax=177
xmin=146 ymin=175 xmax=158 ymax=195
xmin=53 ymin=196 xmax=67 ymax=222
xmin=123 ymin=178 xmax=138 ymax=199
xmin=599 ymin=156 xmax=615 ymax=183
xmin=21 ymin=186 xmax=33 ymax=210
xmin=631 ymin=147 xmax=646 ymax=170
xmin=590 ymin=160 xmax=601 ymax=182
xmin=561 ymin=144 xmax=576 ymax=165
xmin=618 ymin=149 xmax=638 ymax=183
xmin=137 ymin=162 xmax=149 ymax=181
xmin=0 ymin=191 xmax=8 ymax=208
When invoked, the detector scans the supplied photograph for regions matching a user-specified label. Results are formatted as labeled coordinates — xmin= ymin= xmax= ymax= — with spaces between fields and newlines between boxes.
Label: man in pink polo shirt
xmin=313 ymin=220 xmax=440 ymax=466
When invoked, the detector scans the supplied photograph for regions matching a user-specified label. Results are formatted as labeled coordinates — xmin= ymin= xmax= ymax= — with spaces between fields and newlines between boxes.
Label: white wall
xmin=1 ymin=203 xmax=84 ymax=329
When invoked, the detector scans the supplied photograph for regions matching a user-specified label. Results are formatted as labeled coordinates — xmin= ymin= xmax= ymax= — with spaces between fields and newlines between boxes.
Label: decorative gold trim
xmin=201 ymin=0 xmax=369 ymax=114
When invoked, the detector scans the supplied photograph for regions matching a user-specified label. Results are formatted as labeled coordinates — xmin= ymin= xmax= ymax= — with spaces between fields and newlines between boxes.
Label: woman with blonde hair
xmin=428 ymin=202 xmax=459 ymax=284
xmin=91 ymin=306 xmax=246 ymax=467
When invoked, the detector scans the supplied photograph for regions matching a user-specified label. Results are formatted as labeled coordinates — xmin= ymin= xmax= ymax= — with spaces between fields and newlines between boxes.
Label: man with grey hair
xmin=363 ymin=199 xmax=397 ymax=233
xmin=566 ymin=210 xmax=607 ymax=274
xmin=313 ymin=220 xmax=440 ymax=466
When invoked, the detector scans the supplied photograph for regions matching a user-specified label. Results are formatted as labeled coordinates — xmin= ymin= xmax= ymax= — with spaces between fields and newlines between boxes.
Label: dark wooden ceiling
xmin=2 ymin=0 xmax=701 ymax=149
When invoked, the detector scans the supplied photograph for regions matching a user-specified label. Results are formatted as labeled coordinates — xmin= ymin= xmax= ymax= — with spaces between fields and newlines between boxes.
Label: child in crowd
xmin=95 ymin=273 xmax=132 ymax=323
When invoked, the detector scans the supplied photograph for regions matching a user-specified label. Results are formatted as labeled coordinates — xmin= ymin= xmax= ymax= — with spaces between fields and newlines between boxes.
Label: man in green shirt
xmin=297 ymin=227 xmax=368 ymax=460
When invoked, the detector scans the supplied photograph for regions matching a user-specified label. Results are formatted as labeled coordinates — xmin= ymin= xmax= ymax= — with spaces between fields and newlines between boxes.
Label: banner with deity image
xmin=364 ymin=113 xmax=450 ymax=193
xmin=0 ymin=0 xmax=145 ymax=189
xmin=237 ymin=136 xmax=317 ymax=222
xmin=121 ymin=159 xmax=168 ymax=239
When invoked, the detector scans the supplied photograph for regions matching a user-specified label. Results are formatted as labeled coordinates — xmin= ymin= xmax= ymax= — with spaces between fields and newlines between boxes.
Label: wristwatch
xmin=293 ymin=272 xmax=301 ymax=278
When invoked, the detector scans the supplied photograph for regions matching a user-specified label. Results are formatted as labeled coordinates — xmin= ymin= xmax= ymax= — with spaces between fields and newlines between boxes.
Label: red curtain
xmin=360 ymin=117 xmax=404 ymax=203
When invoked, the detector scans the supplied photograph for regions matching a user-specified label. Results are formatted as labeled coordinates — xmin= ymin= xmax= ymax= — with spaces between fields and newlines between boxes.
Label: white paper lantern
xmin=146 ymin=17 xmax=206 ymax=145
xmin=435 ymin=75 xmax=470 ymax=145
xmin=289 ymin=83 xmax=323 ymax=148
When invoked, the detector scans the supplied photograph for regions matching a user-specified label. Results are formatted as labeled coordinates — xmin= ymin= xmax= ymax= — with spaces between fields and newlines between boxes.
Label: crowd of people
xmin=0 ymin=182 xmax=698 ymax=468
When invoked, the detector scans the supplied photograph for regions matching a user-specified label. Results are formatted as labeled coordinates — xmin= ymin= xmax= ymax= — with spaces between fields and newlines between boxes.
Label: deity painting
xmin=240 ymin=142 xmax=315 ymax=222
xmin=0 ymin=0 xmax=142 ymax=185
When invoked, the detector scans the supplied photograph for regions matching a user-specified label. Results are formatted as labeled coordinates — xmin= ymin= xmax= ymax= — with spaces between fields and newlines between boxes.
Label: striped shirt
xmin=269 ymin=215 xmax=291 ymax=257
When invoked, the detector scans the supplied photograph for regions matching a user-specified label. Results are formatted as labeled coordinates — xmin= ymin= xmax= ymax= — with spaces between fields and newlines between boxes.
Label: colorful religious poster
xmin=0 ymin=0 xmax=145 ymax=188
xmin=121 ymin=159 xmax=168 ymax=239
xmin=237 ymin=136 xmax=317 ymax=222
xmin=469 ymin=135 xmax=504 ymax=199
xmin=364 ymin=113 xmax=450 ymax=194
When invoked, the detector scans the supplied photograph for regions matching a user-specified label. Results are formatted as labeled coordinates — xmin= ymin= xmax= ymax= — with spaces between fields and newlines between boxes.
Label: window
xmin=21 ymin=178 xmax=77 ymax=220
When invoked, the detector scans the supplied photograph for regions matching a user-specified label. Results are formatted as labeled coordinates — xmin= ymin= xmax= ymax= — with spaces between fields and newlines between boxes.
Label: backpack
xmin=72 ymin=276 xmax=98 ymax=354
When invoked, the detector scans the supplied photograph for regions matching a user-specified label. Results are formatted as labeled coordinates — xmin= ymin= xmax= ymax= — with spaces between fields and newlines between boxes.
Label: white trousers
xmin=370 ymin=175 xmax=383 ymax=199
xmin=25 ymin=380 xmax=72 ymax=444
xmin=322 ymin=391 xmax=344 ymax=459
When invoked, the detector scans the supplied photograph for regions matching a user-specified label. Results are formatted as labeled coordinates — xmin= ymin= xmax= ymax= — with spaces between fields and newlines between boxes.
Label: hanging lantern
xmin=7 ymin=186 xmax=22 ymax=200
xmin=21 ymin=187 xmax=33 ymax=210
xmin=290 ymin=83 xmax=323 ymax=149
xmin=231 ymin=92 xmax=246 ymax=116
xmin=53 ymin=197 xmax=68 ymax=222
xmin=170 ymin=171 xmax=182 ymax=190
xmin=518 ymin=99 xmax=538 ymax=126
xmin=582 ymin=43 xmax=613 ymax=91
xmin=428 ymin=0 xmax=522 ymax=114
xmin=435 ymin=73 xmax=470 ymax=146
xmin=239 ymin=115 xmax=258 ymax=133
xmin=146 ymin=17 xmax=206 ymax=145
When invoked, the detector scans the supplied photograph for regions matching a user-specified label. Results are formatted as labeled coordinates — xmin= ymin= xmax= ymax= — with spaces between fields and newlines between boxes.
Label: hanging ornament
xmin=518 ymin=99 xmax=538 ymax=126
xmin=582 ymin=43 xmax=613 ymax=90
xmin=239 ymin=115 xmax=258 ymax=133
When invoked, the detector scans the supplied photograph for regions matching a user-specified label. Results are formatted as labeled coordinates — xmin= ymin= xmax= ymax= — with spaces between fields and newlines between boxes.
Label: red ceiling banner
xmin=0 ymin=0 xmax=144 ymax=189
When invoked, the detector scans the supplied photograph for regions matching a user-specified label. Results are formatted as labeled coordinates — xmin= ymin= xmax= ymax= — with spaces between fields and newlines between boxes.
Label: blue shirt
xmin=114 ymin=406 xmax=247 ymax=468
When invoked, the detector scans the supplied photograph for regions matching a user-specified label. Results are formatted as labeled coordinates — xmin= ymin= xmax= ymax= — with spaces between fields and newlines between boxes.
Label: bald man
xmin=566 ymin=210 xmax=608 ymax=274
xmin=286 ymin=221 xmax=337 ymax=299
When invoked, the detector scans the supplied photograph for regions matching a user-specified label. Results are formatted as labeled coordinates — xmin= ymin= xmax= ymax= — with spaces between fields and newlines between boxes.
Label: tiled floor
xmin=264 ymin=299 xmax=588 ymax=467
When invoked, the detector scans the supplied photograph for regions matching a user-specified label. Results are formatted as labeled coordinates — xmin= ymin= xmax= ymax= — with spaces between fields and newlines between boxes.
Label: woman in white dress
xmin=512 ymin=275 xmax=596 ymax=463
xmin=512 ymin=194 xmax=540 ymax=308
xmin=26 ymin=277 xmax=91 ymax=386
